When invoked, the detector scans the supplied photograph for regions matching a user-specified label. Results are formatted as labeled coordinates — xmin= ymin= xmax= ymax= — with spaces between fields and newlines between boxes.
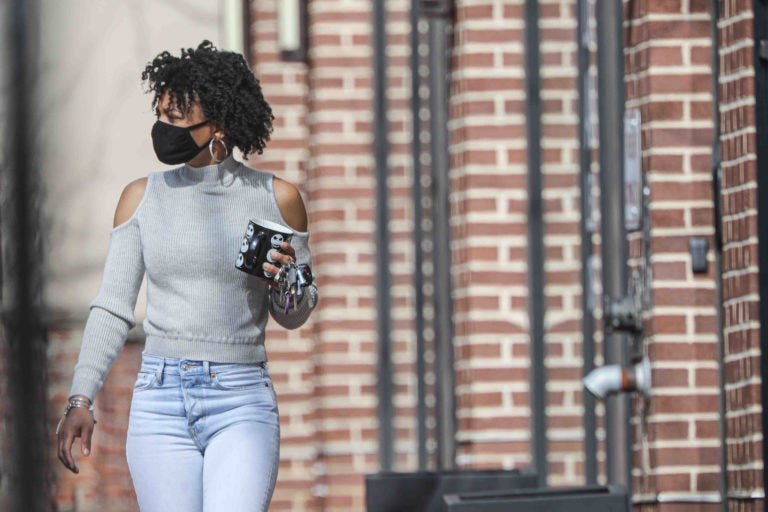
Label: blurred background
xmin=1 ymin=0 xmax=766 ymax=511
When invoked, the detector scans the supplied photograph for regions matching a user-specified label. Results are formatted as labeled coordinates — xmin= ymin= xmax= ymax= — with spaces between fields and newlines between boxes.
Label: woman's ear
xmin=212 ymin=123 xmax=226 ymax=142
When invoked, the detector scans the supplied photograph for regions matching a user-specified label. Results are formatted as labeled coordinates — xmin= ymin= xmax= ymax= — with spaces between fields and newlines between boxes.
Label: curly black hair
xmin=141 ymin=41 xmax=274 ymax=156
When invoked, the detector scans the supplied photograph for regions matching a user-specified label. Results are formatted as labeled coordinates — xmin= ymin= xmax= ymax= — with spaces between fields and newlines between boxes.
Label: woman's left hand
xmin=263 ymin=241 xmax=296 ymax=290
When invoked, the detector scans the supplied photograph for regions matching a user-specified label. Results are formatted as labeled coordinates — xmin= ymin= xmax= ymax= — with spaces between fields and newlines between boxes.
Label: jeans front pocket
xmin=211 ymin=364 xmax=267 ymax=391
xmin=133 ymin=370 xmax=158 ymax=391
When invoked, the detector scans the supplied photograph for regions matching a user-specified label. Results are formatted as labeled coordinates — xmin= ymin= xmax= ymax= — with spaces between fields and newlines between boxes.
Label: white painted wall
xmin=40 ymin=0 xmax=244 ymax=321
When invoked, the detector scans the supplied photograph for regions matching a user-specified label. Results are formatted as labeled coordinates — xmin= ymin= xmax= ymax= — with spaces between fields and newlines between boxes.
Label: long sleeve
xmin=268 ymin=229 xmax=318 ymax=329
xmin=69 ymin=217 xmax=145 ymax=401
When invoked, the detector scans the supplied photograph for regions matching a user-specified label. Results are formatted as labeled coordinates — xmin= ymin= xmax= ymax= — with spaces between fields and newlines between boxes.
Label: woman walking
xmin=56 ymin=41 xmax=318 ymax=512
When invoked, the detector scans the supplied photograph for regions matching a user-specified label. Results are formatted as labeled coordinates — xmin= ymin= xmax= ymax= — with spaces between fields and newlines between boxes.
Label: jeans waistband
xmin=140 ymin=352 xmax=267 ymax=376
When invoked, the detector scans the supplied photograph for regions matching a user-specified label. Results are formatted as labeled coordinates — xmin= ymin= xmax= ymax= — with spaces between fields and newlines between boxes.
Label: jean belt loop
xmin=202 ymin=361 xmax=211 ymax=382
xmin=155 ymin=357 xmax=166 ymax=385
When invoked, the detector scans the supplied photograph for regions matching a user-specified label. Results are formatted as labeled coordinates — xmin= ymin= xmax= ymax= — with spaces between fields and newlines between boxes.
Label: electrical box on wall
xmin=689 ymin=237 xmax=709 ymax=273
xmin=624 ymin=108 xmax=642 ymax=231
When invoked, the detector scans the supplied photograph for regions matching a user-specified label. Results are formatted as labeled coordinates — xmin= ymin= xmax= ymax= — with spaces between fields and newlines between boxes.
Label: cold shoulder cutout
xmin=272 ymin=177 xmax=308 ymax=232
xmin=114 ymin=177 xmax=148 ymax=228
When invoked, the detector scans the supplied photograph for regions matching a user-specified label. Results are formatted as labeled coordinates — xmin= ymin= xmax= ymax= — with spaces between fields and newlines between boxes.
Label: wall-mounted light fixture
xmin=277 ymin=0 xmax=308 ymax=62
xmin=219 ymin=0 xmax=251 ymax=63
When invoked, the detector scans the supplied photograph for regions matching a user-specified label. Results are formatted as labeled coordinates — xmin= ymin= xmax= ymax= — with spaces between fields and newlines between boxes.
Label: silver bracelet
xmin=55 ymin=398 xmax=98 ymax=435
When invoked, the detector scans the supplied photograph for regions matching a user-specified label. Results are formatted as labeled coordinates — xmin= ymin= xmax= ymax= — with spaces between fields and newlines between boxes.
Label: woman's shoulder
xmin=113 ymin=177 xmax=150 ymax=228
xmin=236 ymin=163 xmax=308 ymax=231
xmin=272 ymin=177 xmax=308 ymax=232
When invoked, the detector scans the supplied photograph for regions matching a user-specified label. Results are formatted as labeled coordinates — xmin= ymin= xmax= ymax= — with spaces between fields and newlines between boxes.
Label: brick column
xmin=624 ymin=0 xmax=729 ymax=510
xmin=718 ymin=0 xmax=764 ymax=510
xmin=450 ymin=0 xmax=534 ymax=472
xmin=249 ymin=1 xmax=317 ymax=510
xmin=450 ymin=0 xmax=586 ymax=484
xmin=252 ymin=0 xmax=416 ymax=509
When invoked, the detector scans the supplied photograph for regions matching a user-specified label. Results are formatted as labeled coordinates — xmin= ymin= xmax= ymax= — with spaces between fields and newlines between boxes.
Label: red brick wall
xmin=718 ymin=0 xmax=764 ymax=509
xmin=249 ymin=2 xmax=318 ymax=510
xmin=49 ymin=328 xmax=142 ymax=512
xmin=250 ymin=0 xmax=417 ymax=509
xmin=624 ymin=0 xmax=723 ymax=510
xmin=450 ymin=0 xmax=534 ymax=473
xmin=450 ymin=0 xmax=586 ymax=483
xmin=40 ymin=0 xmax=766 ymax=510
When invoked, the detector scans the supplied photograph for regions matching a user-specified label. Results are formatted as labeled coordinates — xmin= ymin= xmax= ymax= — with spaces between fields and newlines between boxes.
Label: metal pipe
xmin=410 ymin=0 xmax=428 ymax=471
xmin=576 ymin=0 xmax=598 ymax=486
xmin=708 ymin=0 xmax=728 ymax=510
xmin=727 ymin=491 xmax=766 ymax=500
xmin=3 ymin=0 xmax=50 ymax=510
xmin=595 ymin=0 xmax=631 ymax=493
xmin=372 ymin=0 xmax=394 ymax=471
xmin=428 ymin=15 xmax=457 ymax=470
xmin=633 ymin=494 xmax=723 ymax=504
xmin=523 ymin=0 xmax=548 ymax=487
xmin=633 ymin=490 xmax=764 ymax=504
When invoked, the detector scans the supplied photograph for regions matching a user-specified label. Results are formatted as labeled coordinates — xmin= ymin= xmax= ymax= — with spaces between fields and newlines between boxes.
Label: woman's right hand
xmin=57 ymin=407 xmax=95 ymax=474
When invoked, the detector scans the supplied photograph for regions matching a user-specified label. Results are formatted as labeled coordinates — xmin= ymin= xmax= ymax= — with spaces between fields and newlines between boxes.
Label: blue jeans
xmin=126 ymin=353 xmax=280 ymax=512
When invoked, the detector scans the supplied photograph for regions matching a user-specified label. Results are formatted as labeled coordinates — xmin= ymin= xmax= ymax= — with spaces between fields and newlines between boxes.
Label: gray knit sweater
xmin=70 ymin=156 xmax=318 ymax=400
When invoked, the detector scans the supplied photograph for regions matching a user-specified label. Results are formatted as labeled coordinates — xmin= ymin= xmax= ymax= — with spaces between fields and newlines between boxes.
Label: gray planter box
xmin=365 ymin=468 xmax=539 ymax=512
xmin=443 ymin=485 xmax=629 ymax=512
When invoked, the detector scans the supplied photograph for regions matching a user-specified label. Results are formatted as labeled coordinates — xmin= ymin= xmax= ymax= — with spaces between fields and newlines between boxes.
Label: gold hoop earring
xmin=208 ymin=138 xmax=228 ymax=163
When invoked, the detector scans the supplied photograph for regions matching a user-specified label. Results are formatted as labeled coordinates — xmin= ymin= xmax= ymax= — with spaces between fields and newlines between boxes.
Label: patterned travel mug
xmin=235 ymin=218 xmax=294 ymax=280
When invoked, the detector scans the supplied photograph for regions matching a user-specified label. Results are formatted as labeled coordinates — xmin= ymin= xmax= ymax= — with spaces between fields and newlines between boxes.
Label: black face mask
xmin=151 ymin=119 xmax=210 ymax=165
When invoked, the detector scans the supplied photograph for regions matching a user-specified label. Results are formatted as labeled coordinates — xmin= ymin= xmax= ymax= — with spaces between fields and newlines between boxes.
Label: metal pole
xmin=410 ymin=0 xmax=429 ymax=471
xmin=372 ymin=0 xmax=394 ymax=472
xmin=577 ymin=0 xmax=598 ymax=487
xmin=596 ymin=0 xmax=631 ymax=492
xmin=524 ymin=0 xmax=548 ymax=487
xmin=708 ymin=2 xmax=728 ymax=510
xmin=428 ymin=15 xmax=457 ymax=471
xmin=3 ymin=0 xmax=50 ymax=510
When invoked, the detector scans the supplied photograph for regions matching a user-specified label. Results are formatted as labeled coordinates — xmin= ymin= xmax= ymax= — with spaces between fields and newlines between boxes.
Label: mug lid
xmin=249 ymin=218 xmax=294 ymax=234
